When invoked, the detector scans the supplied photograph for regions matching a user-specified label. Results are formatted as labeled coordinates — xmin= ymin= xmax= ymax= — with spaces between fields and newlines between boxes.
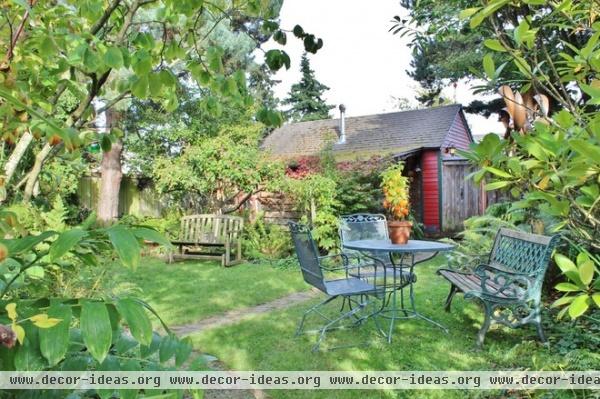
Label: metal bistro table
xmin=343 ymin=239 xmax=454 ymax=343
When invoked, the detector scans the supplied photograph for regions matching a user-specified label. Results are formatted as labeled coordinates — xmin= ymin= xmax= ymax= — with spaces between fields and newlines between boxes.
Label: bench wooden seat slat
xmin=170 ymin=214 xmax=244 ymax=267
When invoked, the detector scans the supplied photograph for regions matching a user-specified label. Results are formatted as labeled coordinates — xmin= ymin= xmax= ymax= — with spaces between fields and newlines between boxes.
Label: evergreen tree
xmin=284 ymin=53 xmax=334 ymax=122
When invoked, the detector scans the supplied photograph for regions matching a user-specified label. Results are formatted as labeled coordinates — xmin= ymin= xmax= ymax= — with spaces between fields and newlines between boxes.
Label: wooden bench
xmin=170 ymin=214 xmax=244 ymax=267
xmin=437 ymin=228 xmax=559 ymax=346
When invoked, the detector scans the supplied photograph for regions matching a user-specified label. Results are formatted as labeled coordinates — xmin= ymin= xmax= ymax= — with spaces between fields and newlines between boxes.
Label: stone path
xmin=173 ymin=290 xmax=319 ymax=399
xmin=171 ymin=289 xmax=319 ymax=336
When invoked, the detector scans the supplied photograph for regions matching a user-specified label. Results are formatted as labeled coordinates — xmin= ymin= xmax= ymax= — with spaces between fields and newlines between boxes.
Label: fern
xmin=41 ymin=196 xmax=68 ymax=231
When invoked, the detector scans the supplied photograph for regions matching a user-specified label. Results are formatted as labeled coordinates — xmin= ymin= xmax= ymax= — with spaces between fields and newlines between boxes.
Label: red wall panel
xmin=421 ymin=150 xmax=440 ymax=231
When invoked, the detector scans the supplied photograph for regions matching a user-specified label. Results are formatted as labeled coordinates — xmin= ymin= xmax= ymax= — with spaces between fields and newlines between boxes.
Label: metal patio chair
xmin=289 ymin=222 xmax=386 ymax=351
xmin=339 ymin=214 xmax=416 ymax=292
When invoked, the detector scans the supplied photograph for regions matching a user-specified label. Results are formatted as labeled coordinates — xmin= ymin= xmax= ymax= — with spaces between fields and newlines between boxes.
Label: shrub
xmin=243 ymin=214 xmax=293 ymax=262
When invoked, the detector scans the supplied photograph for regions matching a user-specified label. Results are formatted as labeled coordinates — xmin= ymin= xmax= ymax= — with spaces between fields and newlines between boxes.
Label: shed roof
xmin=262 ymin=104 xmax=464 ymax=158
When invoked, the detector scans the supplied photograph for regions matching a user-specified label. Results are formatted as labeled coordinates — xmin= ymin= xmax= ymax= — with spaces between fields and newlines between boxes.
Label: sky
xmin=263 ymin=0 xmax=504 ymax=137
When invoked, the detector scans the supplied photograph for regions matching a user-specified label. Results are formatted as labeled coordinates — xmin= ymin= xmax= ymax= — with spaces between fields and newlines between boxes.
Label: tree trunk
xmin=0 ymin=130 xmax=33 ymax=202
xmin=23 ymin=142 xmax=52 ymax=202
xmin=97 ymin=109 xmax=123 ymax=225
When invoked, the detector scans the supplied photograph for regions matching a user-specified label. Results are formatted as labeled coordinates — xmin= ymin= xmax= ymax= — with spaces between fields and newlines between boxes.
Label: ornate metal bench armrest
xmin=473 ymin=264 xmax=532 ymax=300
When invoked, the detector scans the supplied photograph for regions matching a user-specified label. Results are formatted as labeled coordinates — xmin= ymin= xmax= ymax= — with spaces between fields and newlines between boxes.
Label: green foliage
xmin=458 ymin=1 xmax=600 ymax=319
xmin=153 ymin=123 xmax=283 ymax=212
xmin=276 ymin=173 xmax=340 ymax=251
xmin=0 ymin=0 xmax=321 ymax=203
xmin=283 ymin=53 xmax=334 ymax=122
xmin=243 ymin=214 xmax=293 ymax=263
xmin=443 ymin=203 xmax=518 ymax=271
xmin=0 ymin=210 xmax=194 ymax=397
xmin=335 ymin=159 xmax=386 ymax=215
xmin=551 ymin=250 xmax=600 ymax=320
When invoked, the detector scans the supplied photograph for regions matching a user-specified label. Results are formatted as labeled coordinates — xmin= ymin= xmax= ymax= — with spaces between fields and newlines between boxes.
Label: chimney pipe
xmin=338 ymin=104 xmax=346 ymax=144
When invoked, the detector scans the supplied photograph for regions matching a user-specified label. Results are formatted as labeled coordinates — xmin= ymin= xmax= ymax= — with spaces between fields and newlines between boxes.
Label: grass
xmin=111 ymin=255 xmax=598 ymax=398
xmin=184 ymin=256 xmax=598 ymax=399
xmin=111 ymin=257 xmax=308 ymax=327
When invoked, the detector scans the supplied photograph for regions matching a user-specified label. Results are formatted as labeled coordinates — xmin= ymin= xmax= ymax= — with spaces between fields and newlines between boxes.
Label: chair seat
xmin=350 ymin=267 xmax=416 ymax=285
xmin=324 ymin=278 xmax=376 ymax=296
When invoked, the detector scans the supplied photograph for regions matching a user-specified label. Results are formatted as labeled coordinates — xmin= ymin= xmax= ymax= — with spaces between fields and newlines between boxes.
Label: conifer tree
xmin=284 ymin=53 xmax=334 ymax=122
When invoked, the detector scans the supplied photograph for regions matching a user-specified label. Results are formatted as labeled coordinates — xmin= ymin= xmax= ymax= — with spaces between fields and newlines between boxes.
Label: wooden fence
xmin=77 ymin=176 xmax=166 ymax=218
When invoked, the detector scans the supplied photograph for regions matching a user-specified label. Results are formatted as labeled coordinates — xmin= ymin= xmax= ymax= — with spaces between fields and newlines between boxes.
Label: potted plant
xmin=381 ymin=162 xmax=412 ymax=244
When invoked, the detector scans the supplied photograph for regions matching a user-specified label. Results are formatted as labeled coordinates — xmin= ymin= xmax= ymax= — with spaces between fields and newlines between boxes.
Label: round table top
xmin=343 ymin=239 xmax=454 ymax=253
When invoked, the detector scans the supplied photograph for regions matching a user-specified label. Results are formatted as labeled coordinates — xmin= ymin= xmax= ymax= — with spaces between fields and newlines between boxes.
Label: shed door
xmin=441 ymin=160 xmax=481 ymax=232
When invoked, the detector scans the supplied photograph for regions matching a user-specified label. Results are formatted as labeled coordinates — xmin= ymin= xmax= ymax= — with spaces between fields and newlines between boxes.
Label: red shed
xmin=262 ymin=104 xmax=482 ymax=234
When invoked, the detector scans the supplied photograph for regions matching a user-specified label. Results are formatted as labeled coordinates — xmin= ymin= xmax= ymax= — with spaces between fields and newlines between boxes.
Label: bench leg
xmin=223 ymin=242 xmax=231 ymax=267
xmin=444 ymin=284 xmax=459 ymax=312
xmin=477 ymin=302 xmax=492 ymax=348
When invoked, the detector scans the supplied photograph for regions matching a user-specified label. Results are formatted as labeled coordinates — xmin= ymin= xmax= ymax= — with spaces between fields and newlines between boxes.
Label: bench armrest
xmin=473 ymin=264 xmax=533 ymax=300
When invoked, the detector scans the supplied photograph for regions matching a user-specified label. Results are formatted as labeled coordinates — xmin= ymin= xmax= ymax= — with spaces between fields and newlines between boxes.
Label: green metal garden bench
xmin=437 ymin=228 xmax=559 ymax=347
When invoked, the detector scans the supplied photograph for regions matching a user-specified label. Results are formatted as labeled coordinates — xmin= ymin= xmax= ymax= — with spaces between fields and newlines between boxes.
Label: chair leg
xmin=223 ymin=242 xmax=231 ymax=267
xmin=477 ymin=303 xmax=493 ymax=348
xmin=313 ymin=301 xmax=367 ymax=352
xmin=444 ymin=284 xmax=459 ymax=312
xmin=295 ymin=295 xmax=338 ymax=337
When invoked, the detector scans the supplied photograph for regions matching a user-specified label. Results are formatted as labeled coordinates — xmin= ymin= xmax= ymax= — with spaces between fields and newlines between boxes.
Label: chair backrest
xmin=489 ymin=228 xmax=560 ymax=279
xmin=180 ymin=214 xmax=244 ymax=243
xmin=339 ymin=214 xmax=392 ymax=265
xmin=288 ymin=222 xmax=326 ymax=292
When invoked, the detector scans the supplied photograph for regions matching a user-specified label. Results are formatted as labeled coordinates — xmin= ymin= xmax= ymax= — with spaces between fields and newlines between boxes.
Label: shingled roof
xmin=262 ymin=104 xmax=465 ymax=159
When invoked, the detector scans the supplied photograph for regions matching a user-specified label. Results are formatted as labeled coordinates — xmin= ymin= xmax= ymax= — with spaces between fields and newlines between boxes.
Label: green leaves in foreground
xmin=552 ymin=252 xmax=600 ymax=319
xmin=81 ymin=301 xmax=113 ymax=363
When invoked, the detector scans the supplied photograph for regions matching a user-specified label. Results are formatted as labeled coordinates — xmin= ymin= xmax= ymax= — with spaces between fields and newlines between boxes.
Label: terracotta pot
xmin=388 ymin=220 xmax=413 ymax=244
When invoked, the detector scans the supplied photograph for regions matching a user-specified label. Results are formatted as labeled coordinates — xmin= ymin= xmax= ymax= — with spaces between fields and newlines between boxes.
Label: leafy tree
xmin=0 ymin=0 xmax=321 ymax=211
xmin=457 ymin=0 xmax=600 ymax=319
xmin=152 ymin=122 xmax=283 ymax=213
xmin=391 ymin=0 xmax=593 ymax=113
xmin=283 ymin=53 xmax=334 ymax=122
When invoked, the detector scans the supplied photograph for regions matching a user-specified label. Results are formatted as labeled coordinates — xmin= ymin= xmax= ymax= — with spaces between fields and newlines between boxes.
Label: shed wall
xmin=421 ymin=150 xmax=440 ymax=232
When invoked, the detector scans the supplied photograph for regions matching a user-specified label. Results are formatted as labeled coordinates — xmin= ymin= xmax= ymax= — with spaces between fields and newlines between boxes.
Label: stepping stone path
xmin=172 ymin=289 xmax=319 ymax=399
xmin=171 ymin=289 xmax=319 ymax=336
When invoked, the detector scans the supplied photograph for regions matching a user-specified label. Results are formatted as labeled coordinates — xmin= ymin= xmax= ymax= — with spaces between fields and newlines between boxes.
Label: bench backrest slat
xmin=180 ymin=214 xmax=244 ymax=243
xmin=489 ymin=228 xmax=559 ymax=276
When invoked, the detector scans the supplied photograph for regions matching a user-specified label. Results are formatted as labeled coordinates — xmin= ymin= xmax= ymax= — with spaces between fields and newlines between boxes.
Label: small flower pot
xmin=388 ymin=220 xmax=413 ymax=244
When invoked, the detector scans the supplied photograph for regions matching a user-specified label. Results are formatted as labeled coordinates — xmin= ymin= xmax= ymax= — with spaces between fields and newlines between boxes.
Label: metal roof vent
xmin=338 ymin=104 xmax=346 ymax=144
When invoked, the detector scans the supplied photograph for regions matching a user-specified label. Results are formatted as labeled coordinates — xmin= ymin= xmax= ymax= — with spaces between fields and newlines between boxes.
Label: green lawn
xmin=112 ymin=258 xmax=308 ymax=327
xmin=113 ymin=256 xmax=598 ymax=399
xmin=186 ymin=257 xmax=598 ymax=399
